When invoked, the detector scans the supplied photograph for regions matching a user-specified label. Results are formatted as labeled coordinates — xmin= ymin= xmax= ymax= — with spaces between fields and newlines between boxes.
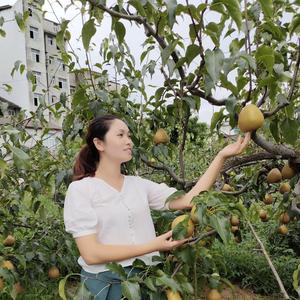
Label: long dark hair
xmin=73 ymin=114 xmax=120 ymax=181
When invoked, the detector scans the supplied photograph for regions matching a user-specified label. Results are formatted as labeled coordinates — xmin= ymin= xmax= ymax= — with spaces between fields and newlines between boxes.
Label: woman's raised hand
xmin=218 ymin=132 xmax=251 ymax=159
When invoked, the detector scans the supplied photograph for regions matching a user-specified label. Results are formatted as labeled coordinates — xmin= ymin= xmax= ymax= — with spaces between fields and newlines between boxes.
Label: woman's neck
xmin=95 ymin=159 xmax=122 ymax=181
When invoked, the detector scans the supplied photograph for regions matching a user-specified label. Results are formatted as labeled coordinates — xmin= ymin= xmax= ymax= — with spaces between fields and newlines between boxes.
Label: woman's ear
xmin=93 ymin=138 xmax=104 ymax=152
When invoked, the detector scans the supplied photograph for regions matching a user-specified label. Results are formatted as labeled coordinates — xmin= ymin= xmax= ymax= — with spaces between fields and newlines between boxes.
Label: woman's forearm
xmin=169 ymin=153 xmax=226 ymax=210
xmin=76 ymin=236 xmax=157 ymax=265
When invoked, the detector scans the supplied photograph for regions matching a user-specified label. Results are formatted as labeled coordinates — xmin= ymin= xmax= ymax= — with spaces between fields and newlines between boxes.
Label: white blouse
xmin=63 ymin=175 xmax=177 ymax=273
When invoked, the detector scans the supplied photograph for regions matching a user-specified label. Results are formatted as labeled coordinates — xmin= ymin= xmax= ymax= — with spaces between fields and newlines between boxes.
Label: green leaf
xmin=58 ymin=273 xmax=81 ymax=300
xmin=289 ymin=14 xmax=300 ymax=35
xmin=255 ymin=45 xmax=274 ymax=73
xmin=281 ymin=118 xmax=299 ymax=145
xmin=155 ymin=87 xmax=165 ymax=101
xmin=174 ymin=244 xmax=196 ymax=265
xmin=155 ymin=271 xmax=181 ymax=291
xmin=144 ymin=277 xmax=157 ymax=292
xmin=115 ymin=21 xmax=126 ymax=44
xmin=14 ymin=12 xmax=28 ymax=31
xmin=258 ymin=0 xmax=273 ymax=19
xmin=269 ymin=118 xmax=280 ymax=143
xmin=0 ymin=158 xmax=8 ymax=179
xmin=128 ymin=0 xmax=146 ymax=16
xmin=210 ymin=108 xmax=225 ymax=132
xmin=293 ymin=264 xmax=300 ymax=297
xmin=82 ymin=18 xmax=96 ymax=51
xmin=185 ymin=44 xmax=200 ymax=66
xmin=165 ymin=0 xmax=177 ymax=28
xmin=9 ymin=146 xmax=30 ymax=161
xmin=219 ymin=0 xmax=242 ymax=30
xmin=209 ymin=214 xmax=230 ymax=244
xmin=106 ymin=262 xmax=127 ymax=280
xmin=172 ymin=217 xmax=188 ymax=240
xmin=121 ymin=281 xmax=141 ymax=300
xmin=0 ymin=29 xmax=6 ymax=37
xmin=56 ymin=20 xmax=69 ymax=51
xmin=161 ymin=41 xmax=178 ymax=65
xmin=205 ymin=49 xmax=224 ymax=84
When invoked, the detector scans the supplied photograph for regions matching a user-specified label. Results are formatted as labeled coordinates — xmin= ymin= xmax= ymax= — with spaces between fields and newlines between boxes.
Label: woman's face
xmin=94 ymin=119 xmax=133 ymax=163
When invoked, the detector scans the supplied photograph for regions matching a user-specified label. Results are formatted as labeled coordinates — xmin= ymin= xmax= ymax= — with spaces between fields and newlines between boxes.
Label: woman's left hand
xmin=218 ymin=132 xmax=251 ymax=159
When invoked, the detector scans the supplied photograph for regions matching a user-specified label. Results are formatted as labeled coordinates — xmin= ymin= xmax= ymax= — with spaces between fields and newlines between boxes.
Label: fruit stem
xmin=246 ymin=219 xmax=290 ymax=299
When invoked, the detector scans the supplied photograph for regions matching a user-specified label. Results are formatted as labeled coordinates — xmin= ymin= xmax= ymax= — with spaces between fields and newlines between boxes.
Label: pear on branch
xmin=238 ymin=104 xmax=264 ymax=132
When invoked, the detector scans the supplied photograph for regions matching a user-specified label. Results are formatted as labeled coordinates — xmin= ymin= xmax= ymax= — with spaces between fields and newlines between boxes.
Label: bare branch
xmin=189 ymin=88 xmax=226 ymax=106
xmin=247 ymin=220 xmax=290 ymax=299
xmin=256 ymin=87 xmax=268 ymax=107
xmin=141 ymin=156 xmax=186 ymax=185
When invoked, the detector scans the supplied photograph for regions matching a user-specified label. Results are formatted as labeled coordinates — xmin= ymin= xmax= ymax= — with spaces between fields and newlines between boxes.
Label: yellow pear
xmin=171 ymin=215 xmax=194 ymax=238
xmin=278 ymin=224 xmax=288 ymax=235
xmin=191 ymin=205 xmax=199 ymax=223
xmin=238 ymin=104 xmax=264 ymax=132
xmin=3 ymin=235 xmax=15 ymax=247
xmin=207 ymin=289 xmax=222 ymax=300
xmin=153 ymin=128 xmax=169 ymax=145
xmin=221 ymin=184 xmax=233 ymax=192
xmin=230 ymin=215 xmax=240 ymax=226
xmin=231 ymin=226 xmax=239 ymax=233
xmin=281 ymin=164 xmax=295 ymax=179
xmin=259 ymin=209 xmax=267 ymax=220
xmin=48 ymin=266 xmax=60 ymax=279
xmin=279 ymin=212 xmax=290 ymax=224
xmin=279 ymin=182 xmax=291 ymax=194
xmin=263 ymin=194 xmax=273 ymax=205
xmin=166 ymin=289 xmax=182 ymax=300
xmin=267 ymin=168 xmax=282 ymax=183
xmin=1 ymin=260 xmax=15 ymax=270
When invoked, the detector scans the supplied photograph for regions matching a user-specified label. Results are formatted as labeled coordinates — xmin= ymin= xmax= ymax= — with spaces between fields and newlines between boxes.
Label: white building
xmin=0 ymin=0 xmax=70 ymax=124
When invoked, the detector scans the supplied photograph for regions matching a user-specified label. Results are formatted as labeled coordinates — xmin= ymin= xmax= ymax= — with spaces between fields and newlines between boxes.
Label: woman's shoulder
xmin=67 ymin=176 xmax=95 ymax=191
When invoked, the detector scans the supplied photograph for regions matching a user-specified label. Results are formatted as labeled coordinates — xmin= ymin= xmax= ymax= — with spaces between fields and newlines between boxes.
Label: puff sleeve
xmin=138 ymin=177 xmax=177 ymax=210
xmin=63 ymin=181 xmax=98 ymax=238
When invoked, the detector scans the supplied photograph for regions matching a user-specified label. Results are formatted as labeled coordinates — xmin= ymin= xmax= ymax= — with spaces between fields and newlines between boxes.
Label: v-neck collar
xmin=91 ymin=175 xmax=126 ymax=193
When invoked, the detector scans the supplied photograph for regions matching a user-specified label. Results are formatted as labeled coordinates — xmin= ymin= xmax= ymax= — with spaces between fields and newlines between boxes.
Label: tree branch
xmin=189 ymin=88 xmax=226 ymax=106
xmin=86 ymin=0 xmax=186 ymax=79
xmin=263 ymin=38 xmax=300 ymax=118
xmin=251 ymin=132 xmax=300 ymax=158
xmin=247 ymin=220 xmax=290 ymax=299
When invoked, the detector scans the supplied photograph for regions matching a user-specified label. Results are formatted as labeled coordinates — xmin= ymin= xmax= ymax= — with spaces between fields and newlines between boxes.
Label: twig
xmin=246 ymin=220 xmax=290 ymax=299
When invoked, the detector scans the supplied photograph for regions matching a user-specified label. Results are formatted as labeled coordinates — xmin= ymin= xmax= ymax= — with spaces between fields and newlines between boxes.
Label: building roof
xmin=0 ymin=96 xmax=21 ymax=109
xmin=0 ymin=5 xmax=12 ymax=11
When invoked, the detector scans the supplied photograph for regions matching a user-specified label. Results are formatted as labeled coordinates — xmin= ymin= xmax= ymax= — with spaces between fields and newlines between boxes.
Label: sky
xmin=4 ymin=0 xmax=225 ymax=123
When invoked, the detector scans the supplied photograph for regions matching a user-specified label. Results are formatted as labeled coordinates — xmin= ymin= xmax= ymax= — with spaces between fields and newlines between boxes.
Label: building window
xmin=28 ymin=8 xmax=33 ymax=16
xmin=70 ymin=86 xmax=75 ymax=95
xmin=51 ymin=95 xmax=57 ymax=103
xmin=31 ymin=49 xmax=40 ymax=63
xmin=58 ymin=78 xmax=67 ymax=89
xmin=32 ymin=71 xmax=41 ymax=84
xmin=33 ymin=93 xmax=42 ymax=106
xmin=47 ymin=36 xmax=54 ymax=46
xmin=48 ymin=56 xmax=54 ymax=65
xmin=57 ymin=59 xmax=66 ymax=71
xmin=29 ymin=26 xmax=38 ymax=39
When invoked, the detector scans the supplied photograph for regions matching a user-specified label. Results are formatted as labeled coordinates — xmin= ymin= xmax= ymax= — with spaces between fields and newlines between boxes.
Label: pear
xmin=221 ymin=183 xmax=233 ymax=192
xmin=263 ymin=194 xmax=273 ymax=205
xmin=230 ymin=215 xmax=240 ymax=226
xmin=259 ymin=209 xmax=268 ymax=221
xmin=267 ymin=168 xmax=282 ymax=183
xmin=279 ymin=212 xmax=290 ymax=224
xmin=279 ymin=182 xmax=291 ymax=194
xmin=278 ymin=224 xmax=288 ymax=235
xmin=238 ymin=104 xmax=264 ymax=132
xmin=3 ymin=234 xmax=15 ymax=247
xmin=48 ymin=266 xmax=60 ymax=279
xmin=153 ymin=128 xmax=169 ymax=145
xmin=281 ymin=164 xmax=295 ymax=179
xmin=171 ymin=215 xmax=194 ymax=238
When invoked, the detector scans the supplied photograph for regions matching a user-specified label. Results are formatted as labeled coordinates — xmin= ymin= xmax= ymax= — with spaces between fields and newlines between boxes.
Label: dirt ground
xmin=198 ymin=285 xmax=282 ymax=300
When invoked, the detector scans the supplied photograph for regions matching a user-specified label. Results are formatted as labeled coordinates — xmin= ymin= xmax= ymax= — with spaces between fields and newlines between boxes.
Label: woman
xmin=64 ymin=114 xmax=250 ymax=299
